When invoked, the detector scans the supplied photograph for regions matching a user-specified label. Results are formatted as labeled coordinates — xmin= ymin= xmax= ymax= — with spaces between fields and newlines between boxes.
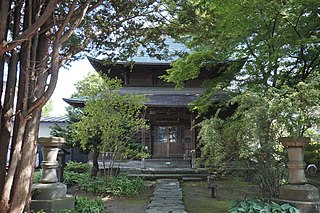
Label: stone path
xmin=146 ymin=179 xmax=187 ymax=213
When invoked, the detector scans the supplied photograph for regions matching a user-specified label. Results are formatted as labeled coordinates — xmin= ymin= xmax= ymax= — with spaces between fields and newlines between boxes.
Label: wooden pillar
xmin=190 ymin=112 xmax=196 ymax=151
xmin=141 ymin=126 xmax=146 ymax=146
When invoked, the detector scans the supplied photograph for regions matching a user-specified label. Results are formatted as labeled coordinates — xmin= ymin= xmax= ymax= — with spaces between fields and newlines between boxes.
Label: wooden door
xmin=152 ymin=126 xmax=184 ymax=158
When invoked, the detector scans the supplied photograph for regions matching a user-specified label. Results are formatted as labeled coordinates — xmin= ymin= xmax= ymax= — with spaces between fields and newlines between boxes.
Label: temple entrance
xmin=152 ymin=126 xmax=185 ymax=158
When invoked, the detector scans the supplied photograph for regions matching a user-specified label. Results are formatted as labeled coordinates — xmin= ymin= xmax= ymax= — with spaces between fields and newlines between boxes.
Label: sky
xmin=50 ymin=58 xmax=93 ymax=116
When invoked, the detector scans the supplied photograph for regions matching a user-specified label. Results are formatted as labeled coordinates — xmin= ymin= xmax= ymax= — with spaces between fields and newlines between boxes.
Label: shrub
xmin=64 ymin=161 xmax=90 ymax=173
xmin=111 ymin=175 xmax=146 ymax=196
xmin=33 ymin=170 xmax=42 ymax=183
xmin=63 ymin=170 xmax=146 ymax=196
xmin=73 ymin=196 xmax=104 ymax=213
xmin=63 ymin=171 xmax=90 ymax=186
xmin=228 ymin=198 xmax=301 ymax=213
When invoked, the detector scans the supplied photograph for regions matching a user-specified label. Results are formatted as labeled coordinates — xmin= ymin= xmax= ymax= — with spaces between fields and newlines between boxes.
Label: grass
xmin=182 ymin=177 xmax=261 ymax=213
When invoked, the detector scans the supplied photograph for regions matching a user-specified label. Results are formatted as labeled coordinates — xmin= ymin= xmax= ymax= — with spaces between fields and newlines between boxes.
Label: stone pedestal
xmin=31 ymin=137 xmax=74 ymax=213
xmin=280 ymin=137 xmax=310 ymax=184
xmin=275 ymin=137 xmax=320 ymax=213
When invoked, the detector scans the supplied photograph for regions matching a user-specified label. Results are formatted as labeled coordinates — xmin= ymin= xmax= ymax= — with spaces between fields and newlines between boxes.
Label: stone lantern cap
xmin=279 ymin=137 xmax=310 ymax=148
xmin=38 ymin=137 xmax=66 ymax=147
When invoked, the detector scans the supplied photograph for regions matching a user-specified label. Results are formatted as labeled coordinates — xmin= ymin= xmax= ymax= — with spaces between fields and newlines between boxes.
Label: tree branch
xmin=0 ymin=0 xmax=59 ymax=56
xmin=61 ymin=0 xmax=92 ymax=43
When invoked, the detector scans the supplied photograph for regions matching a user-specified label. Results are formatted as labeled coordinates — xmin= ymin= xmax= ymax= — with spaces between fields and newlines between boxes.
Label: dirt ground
xmin=67 ymin=174 xmax=320 ymax=213
xmin=182 ymin=177 xmax=261 ymax=213
xmin=104 ymin=186 xmax=153 ymax=213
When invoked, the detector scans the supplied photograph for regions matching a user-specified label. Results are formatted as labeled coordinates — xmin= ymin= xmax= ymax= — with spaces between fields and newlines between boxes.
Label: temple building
xmin=63 ymin=42 xmax=235 ymax=160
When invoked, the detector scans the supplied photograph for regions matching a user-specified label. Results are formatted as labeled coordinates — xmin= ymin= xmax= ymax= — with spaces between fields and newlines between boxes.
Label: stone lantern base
xmin=31 ymin=182 xmax=74 ymax=212
xmin=273 ymin=184 xmax=320 ymax=213
xmin=31 ymin=137 xmax=74 ymax=213
xmin=274 ymin=137 xmax=320 ymax=213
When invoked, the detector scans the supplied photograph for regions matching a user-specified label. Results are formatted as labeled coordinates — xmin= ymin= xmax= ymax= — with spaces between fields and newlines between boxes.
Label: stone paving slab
xmin=146 ymin=179 xmax=187 ymax=213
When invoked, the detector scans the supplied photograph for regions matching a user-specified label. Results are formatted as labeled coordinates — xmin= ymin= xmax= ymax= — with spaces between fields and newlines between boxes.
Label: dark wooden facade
xmin=92 ymin=58 xmax=209 ymax=159
xmin=64 ymin=58 xmax=228 ymax=159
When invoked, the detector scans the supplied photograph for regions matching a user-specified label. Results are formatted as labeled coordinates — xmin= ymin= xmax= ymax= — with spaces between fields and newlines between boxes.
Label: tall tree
xmin=0 ymin=1 xmax=166 ymax=212
xmin=162 ymin=0 xmax=320 ymax=196
xmin=164 ymin=0 xmax=320 ymax=93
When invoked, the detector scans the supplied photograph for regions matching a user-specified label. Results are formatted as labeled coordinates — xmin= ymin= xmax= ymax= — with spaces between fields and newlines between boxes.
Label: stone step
xmin=141 ymin=168 xmax=196 ymax=174
xmin=145 ymin=159 xmax=191 ymax=168
xmin=127 ymin=173 xmax=208 ymax=180
xmin=182 ymin=177 xmax=203 ymax=181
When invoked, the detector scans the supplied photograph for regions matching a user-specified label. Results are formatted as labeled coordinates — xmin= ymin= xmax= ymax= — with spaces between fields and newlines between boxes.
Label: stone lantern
xmin=31 ymin=137 xmax=74 ymax=212
xmin=280 ymin=137 xmax=310 ymax=184
xmin=274 ymin=137 xmax=320 ymax=213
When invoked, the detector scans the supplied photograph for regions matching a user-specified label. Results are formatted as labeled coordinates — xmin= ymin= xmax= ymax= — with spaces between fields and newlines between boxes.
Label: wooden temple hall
xmin=64 ymin=56 xmax=230 ymax=160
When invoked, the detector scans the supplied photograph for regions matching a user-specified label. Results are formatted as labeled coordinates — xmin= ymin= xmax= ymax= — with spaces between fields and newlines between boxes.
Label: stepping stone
xmin=146 ymin=179 xmax=187 ymax=213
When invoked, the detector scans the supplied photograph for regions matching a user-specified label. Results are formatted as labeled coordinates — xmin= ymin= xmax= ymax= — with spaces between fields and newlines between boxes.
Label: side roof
xmin=40 ymin=116 xmax=68 ymax=123
xmin=63 ymin=87 xmax=229 ymax=108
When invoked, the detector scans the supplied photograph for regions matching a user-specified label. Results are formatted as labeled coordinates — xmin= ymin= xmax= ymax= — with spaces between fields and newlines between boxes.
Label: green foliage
xmin=197 ymin=108 xmax=287 ymax=196
xmin=110 ymin=175 xmax=146 ymax=196
xmin=165 ymin=0 xmax=320 ymax=88
xmin=30 ymin=197 xmax=104 ymax=213
xmin=41 ymin=99 xmax=53 ymax=117
xmin=63 ymin=172 xmax=90 ymax=186
xmin=50 ymin=107 xmax=83 ymax=147
xmin=64 ymin=161 xmax=91 ymax=174
xmin=123 ymin=143 xmax=150 ymax=160
xmin=228 ymin=198 xmax=300 ymax=213
xmin=164 ymin=0 xmax=320 ymax=129
xmin=63 ymin=170 xmax=146 ymax=196
xmin=72 ymin=197 xmax=104 ymax=213
xmin=33 ymin=170 xmax=41 ymax=183
xmin=197 ymin=116 xmax=245 ymax=168
xmin=71 ymin=73 xmax=147 ymax=175
xmin=305 ymin=140 xmax=320 ymax=167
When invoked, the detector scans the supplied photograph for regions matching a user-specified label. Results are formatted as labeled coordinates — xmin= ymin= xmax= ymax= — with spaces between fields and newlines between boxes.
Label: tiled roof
xmin=119 ymin=87 xmax=205 ymax=95
xmin=91 ymin=37 xmax=189 ymax=65
xmin=63 ymin=87 xmax=229 ymax=108
xmin=40 ymin=116 xmax=68 ymax=123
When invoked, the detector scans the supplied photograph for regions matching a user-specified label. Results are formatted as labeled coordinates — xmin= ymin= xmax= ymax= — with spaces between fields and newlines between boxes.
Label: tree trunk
xmin=10 ymin=110 xmax=40 ymax=212
xmin=91 ymin=148 xmax=100 ymax=177
xmin=0 ymin=1 xmax=103 ymax=211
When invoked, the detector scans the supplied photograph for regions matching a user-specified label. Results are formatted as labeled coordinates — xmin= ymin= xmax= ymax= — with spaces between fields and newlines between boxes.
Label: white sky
xmin=50 ymin=58 xmax=93 ymax=116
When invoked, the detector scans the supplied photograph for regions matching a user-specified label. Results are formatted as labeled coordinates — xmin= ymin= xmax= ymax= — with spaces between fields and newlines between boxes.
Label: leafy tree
xmin=71 ymin=73 xmax=147 ymax=177
xmin=0 ymin=1 xmax=167 ymax=211
xmin=162 ymin=0 xmax=320 ymax=196
xmin=164 ymin=0 xmax=320 ymax=92
xmin=51 ymin=106 xmax=103 ymax=176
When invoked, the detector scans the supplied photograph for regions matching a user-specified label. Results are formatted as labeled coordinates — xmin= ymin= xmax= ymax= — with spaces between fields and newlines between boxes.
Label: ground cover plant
xmin=63 ymin=162 xmax=146 ymax=196
xmin=228 ymin=198 xmax=300 ymax=213
xmin=182 ymin=178 xmax=261 ymax=213
xmin=182 ymin=178 xmax=305 ymax=213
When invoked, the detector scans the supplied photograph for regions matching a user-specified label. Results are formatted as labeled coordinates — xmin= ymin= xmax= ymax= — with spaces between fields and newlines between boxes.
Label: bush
xmin=64 ymin=161 xmax=90 ymax=173
xmin=63 ymin=171 xmax=90 ymax=186
xmin=63 ymin=170 xmax=146 ymax=196
xmin=111 ymin=175 xmax=146 ymax=196
xmin=228 ymin=198 xmax=300 ymax=213
xmin=73 ymin=196 xmax=104 ymax=213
